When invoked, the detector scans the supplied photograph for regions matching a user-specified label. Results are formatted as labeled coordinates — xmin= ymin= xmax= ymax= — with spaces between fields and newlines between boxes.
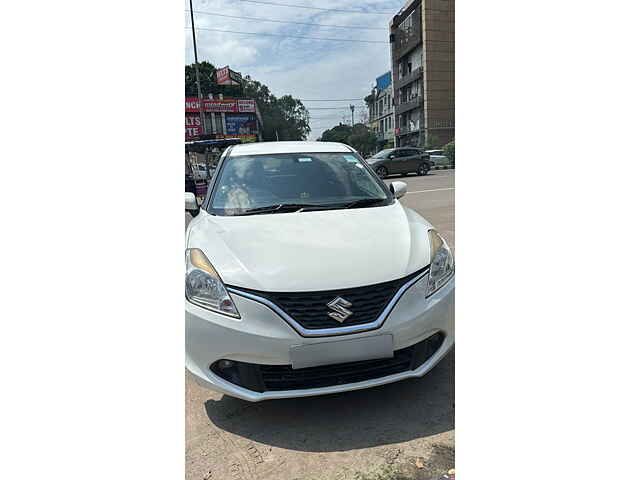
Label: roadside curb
xmin=433 ymin=165 xmax=455 ymax=170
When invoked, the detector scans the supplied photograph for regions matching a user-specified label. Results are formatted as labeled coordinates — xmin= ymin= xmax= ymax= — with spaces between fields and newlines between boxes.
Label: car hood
xmin=186 ymin=202 xmax=433 ymax=292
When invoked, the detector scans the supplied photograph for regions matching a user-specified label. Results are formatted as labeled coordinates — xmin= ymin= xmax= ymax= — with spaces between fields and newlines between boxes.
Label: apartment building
xmin=390 ymin=0 xmax=454 ymax=147
xmin=365 ymin=71 xmax=395 ymax=150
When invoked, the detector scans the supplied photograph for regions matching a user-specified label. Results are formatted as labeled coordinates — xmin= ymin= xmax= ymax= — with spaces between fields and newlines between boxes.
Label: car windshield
xmin=208 ymin=152 xmax=393 ymax=216
xmin=371 ymin=149 xmax=392 ymax=159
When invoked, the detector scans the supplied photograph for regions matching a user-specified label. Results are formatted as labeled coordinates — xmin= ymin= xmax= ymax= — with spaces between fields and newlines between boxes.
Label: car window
xmin=209 ymin=152 xmax=393 ymax=216
xmin=371 ymin=149 xmax=392 ymax=159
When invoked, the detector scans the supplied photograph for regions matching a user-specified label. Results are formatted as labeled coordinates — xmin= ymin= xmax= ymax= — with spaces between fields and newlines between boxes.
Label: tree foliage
xmin=443 ymin=140 xmax=455 ymax=163
xmin=319 ymin=123 xmax=377 ymax=155
xmin=425 ymin=134 xmax=442 ymax=149
xmin=237 ymin=76 xmax=310 ymax=141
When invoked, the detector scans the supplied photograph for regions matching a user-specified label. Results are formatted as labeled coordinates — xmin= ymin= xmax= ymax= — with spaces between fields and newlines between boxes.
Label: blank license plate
xmin=290 ymin=334 xmax=393 ymax=370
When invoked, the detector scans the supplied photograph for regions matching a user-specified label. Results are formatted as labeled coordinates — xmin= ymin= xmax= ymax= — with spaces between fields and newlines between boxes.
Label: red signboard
xmin=185 ymin=114 xmax=203 ymax=139
xmin=237 ymin=99 xmax=255 ymax=113
xmin=216 ymin=66 xmax=241 ymax=86
xmin=185 ymin=98 xmax=256 ymax=113
xmin=216 ymin=66 xmax=231 ymax=85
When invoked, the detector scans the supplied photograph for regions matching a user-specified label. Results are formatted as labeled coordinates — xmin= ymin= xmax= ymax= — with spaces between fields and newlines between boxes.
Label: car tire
xmin=418 ymin=162 xmax=430 ymax=176
xmin=376 ymin=166 xmax=388 ymax=179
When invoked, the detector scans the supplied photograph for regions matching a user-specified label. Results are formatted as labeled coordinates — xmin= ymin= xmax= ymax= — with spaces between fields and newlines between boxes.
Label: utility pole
xmin=350 ymin=104 xmax=355 ymax=127
xmin=189 ymin=0 xmax=207 ymax=135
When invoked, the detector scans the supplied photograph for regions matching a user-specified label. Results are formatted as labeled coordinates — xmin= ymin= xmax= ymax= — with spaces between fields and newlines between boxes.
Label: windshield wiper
xmin=236 ymin=203 xmax=327 ymax=215
xmin=342 ymin=198 xmax=388 ymax=209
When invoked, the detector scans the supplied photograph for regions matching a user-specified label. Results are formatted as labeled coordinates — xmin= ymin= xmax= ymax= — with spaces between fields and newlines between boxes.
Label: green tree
xmin=320 ymin=123 xmax=352 ymax=143
xmin=242 ymin=76 xmax=310 ymax=141
xmin=443 ymin=140 xmax=455 ymax=164
xmin=347 ymin=123 xmax=377 ymax=155
xmin=425 ymin=134 xmax=441 ymax=149
xmin=320 ymin=123 xmax=377 ymax=155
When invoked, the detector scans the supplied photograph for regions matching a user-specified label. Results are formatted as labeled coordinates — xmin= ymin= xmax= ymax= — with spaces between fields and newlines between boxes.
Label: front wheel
xmin=375 ymin=166 xmax=388 ymax=179
xmin=418 ymin=162 xmax=430 ymax=176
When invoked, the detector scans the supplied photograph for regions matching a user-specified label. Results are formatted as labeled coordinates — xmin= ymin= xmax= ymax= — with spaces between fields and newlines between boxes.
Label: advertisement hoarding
xmin=185 ymin=98 xmax=256 ymax=113
xmin=216 ymin=66 xmax=241 ymax=86
xmin=225 ymin=114 xmax=257 ymax=136
xmin=185 ymin=115 xmax=203 ymax=139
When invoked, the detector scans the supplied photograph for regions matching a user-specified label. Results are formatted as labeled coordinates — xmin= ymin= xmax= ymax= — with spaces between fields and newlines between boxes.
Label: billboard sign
xmin=225 ymin=114 xmax=257 ymax=136
xmin=237 ymin=99 xmax=256 ymax=113
xmin=376 ymin=71 xmax=392 ymax=90
xmin=208 ymin=99 xmax=237 ymax=112
xmin=185 ymin=98 xmax=256 ymax=113
xmin=185 ymin=115 xmax=203 ymax=139
xmin=216 ymin=66 xmax=241 ymax=86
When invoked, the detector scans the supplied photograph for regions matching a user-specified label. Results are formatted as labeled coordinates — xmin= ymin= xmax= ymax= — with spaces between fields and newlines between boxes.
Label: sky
xmin=185 ymin=0 xmax=408 ymax=140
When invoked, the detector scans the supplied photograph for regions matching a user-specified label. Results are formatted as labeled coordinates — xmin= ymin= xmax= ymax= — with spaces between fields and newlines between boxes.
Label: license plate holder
xmin=289 ymin=334 xmax=394 ymax=370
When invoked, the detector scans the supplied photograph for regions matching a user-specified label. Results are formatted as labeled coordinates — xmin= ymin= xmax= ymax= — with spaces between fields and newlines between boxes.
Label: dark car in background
xmin=365 ymin=147 xmax=431 ymax=179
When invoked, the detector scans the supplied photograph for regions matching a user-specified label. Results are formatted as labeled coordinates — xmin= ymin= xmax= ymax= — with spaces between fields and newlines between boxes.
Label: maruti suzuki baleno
xmin=185 ymin=141 xmax=454 ymax=401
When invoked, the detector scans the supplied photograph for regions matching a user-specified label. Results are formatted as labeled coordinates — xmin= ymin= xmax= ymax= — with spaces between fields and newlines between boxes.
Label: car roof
xmin=227 ymin=141 xmax=353 ymax=157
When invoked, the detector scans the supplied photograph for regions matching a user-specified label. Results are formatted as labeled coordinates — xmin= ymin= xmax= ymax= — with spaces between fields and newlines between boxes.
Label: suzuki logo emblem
xmin=327 ymin=297 xmax=353 ymax=323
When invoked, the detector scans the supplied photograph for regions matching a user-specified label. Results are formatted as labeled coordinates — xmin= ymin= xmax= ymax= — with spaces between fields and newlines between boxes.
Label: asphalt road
xmin=185 ymin=170 xmax=455 ymax=480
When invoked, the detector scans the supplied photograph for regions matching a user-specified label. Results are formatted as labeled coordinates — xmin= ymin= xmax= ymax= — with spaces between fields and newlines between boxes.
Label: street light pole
xmin=350 ymin=104 xmax=355 ymax=127
xmin=189 ymin=0 xmax=207 ymax=135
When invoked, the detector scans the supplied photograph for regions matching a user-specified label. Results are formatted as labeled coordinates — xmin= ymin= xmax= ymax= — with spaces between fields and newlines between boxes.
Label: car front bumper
xmin=185 ymin=273 xmax=454 ymax=402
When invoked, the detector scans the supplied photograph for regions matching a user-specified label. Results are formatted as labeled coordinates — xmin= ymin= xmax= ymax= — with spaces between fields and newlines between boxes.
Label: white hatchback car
xmin=185 ymin=141 xmax=454 ymax=401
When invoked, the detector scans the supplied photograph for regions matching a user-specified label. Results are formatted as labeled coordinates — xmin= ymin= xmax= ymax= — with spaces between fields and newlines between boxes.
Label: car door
xmin=386 ymin=149 xmax=404 ymax=174
xmin=396 ymin=149 xmax=418 ymax=173
xmin=404 ymin=148 xmax=421 ymax=171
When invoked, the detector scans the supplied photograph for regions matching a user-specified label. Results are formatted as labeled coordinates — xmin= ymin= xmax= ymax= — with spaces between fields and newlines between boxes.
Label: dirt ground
xmin=186 ymin=352 xmax=454 ymax=480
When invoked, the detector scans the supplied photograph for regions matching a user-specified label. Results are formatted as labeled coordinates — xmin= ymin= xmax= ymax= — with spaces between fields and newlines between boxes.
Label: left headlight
xmin=426 ymin=230 xmax=454 ymax=297
xmin=185 ymin=248 xmax=240 ymax=318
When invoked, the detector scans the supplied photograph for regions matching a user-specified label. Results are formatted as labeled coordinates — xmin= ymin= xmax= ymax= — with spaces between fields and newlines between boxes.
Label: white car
xmin=425 ymin=149 xmax=449 ymax=165
xmin=185 ymin=141 xmax=454 ymax=401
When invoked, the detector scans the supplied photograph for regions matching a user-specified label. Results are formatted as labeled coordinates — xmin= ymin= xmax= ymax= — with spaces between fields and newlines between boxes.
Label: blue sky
xmin=185 ymin=0 xmax=407 ymax=139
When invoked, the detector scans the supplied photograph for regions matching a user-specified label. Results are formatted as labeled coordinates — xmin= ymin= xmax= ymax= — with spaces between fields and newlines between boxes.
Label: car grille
xmin=230 ymin=267 xmax=428 ymax=330
xmin=210 ymin=333 xmax=445 ymax=393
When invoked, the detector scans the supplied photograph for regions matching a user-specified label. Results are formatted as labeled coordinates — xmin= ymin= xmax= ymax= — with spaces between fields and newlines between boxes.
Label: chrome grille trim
xmin=227 ymin=267 xmax=429 ymax=337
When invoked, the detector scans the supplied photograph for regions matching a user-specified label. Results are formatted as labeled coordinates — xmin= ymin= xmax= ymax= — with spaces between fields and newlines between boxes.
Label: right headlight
xmin=185 ymin=248 xmax=240 ymax=318
xmin=426 ymin=229 xmax=454 ymax=297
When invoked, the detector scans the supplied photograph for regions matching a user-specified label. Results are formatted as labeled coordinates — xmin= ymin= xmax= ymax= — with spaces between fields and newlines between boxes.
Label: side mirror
xmin=389 ymin=181 xmax=407 ymax=199
xmin=185 ymin=192 xmax=199 ymax=216
xmin=389 ymin=154 xmax=396 ymax=159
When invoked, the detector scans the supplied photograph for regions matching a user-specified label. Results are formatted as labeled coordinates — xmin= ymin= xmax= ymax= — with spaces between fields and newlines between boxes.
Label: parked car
xmin=185 ymin=141 xmax=455 ymax=401
xmin=425 ymin=149 xmax=448 ymax=166
xmin=365 ymin=147 xmax=431 ymax=178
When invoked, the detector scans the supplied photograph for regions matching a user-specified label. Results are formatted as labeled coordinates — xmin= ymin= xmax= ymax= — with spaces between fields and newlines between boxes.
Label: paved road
xmin=185 ymin=170 xmax=455 ymax=480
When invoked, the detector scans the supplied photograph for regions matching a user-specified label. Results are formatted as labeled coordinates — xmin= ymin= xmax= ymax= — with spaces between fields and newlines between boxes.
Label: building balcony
xmin=395 ymin=66 xmax=423 ymax=90
xmin=395 ymin=95 xmax=423 ymax=115
xmin=391 ymin=9 xmax=422 ymax=61
xmin=396 ymin=124 xmax=422 ymax=137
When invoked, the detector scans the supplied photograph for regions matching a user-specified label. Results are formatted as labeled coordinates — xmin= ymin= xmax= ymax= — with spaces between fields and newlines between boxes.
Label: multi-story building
xmin=389 ymin=0 xmax=454 ymax=147
xmin=366 ymin=71 xmax=395 ymax=151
